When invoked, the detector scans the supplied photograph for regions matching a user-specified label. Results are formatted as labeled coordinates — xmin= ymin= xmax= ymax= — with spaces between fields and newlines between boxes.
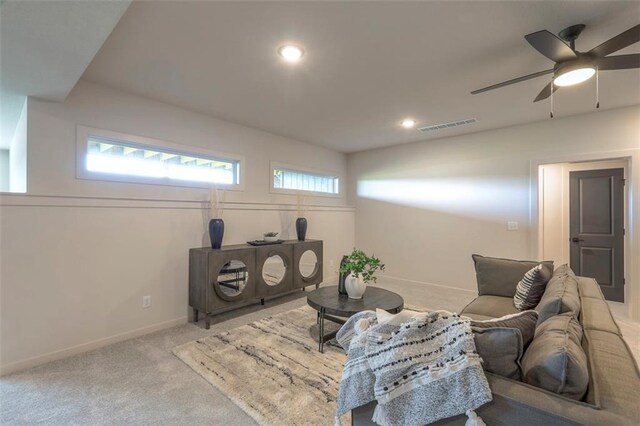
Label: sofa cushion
xmin=583 ymin=329 xmax=640 ymax=417
xmin=473 ymin=327 xmax=523 ymax=380
xmin=472 ymin=254 xmax=554 ymax=297
xmin=576 ymin=276 xmax=604 ymax=299
xmin=461 ymin=295 xmax=519 ymax=319
xmin=461 ymin=313 xmax=494 ymax=321
xmin=521 ymin=314 xmax=589 ymax=400
xmin=535 ymin=272 xmax=580 ymax=325
xmin=580 ymin=298 xmax=621 ymax=335
xmin=514 ymin=264 xmax=552 ymax=310
xmin=469 ymin=310 xmax=538 ymax=348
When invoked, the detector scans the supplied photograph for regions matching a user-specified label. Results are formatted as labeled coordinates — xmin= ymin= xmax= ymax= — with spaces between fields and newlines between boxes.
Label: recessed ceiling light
xmin=401 ymin=119 xmax=416 ymax=129
xmin=278 ymin=45 xmax=304 ymax=63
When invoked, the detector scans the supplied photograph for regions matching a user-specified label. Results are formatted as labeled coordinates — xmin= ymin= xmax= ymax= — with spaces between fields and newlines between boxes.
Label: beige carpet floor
xmin=173 ymin=305 xmax=347 ymax=426
xmin=2 ymin=281 xmax=637 ymax=425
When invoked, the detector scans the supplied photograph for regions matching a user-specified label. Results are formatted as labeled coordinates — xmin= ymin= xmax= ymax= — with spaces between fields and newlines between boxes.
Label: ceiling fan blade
xmin=525 ymin=30 xmax=577 ymax=63
xmin=589 ymin=24 xmax=640 ymax=57
xmin=533 ymin=81 xmax=558 ymax=103
xmin=471 ymin=69 xmax=554 ymax=94
xmin=597 ymin=54 xmax=640 ymax=70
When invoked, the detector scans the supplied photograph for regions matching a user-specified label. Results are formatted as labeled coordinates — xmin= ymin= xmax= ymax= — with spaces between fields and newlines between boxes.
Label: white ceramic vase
xmin=345 ymin=274 xmax=366 ymax=299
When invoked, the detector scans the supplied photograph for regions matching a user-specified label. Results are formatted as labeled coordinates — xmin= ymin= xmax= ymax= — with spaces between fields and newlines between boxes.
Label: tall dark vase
xmin=338 ymin=255 xmax=349 ymax=295
xmin=209 ymin=218 xmax=224 ymax=249
xmin=296 ymin=217 xmax=307 ymax=241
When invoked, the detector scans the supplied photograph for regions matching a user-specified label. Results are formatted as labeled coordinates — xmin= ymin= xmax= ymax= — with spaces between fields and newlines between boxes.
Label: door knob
xmin=571 ymin=237 xmax=584 ymax=243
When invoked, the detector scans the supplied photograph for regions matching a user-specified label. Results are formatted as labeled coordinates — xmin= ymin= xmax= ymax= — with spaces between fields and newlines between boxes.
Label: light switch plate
xmin=507 ymin=221 xmax=519 ymax=231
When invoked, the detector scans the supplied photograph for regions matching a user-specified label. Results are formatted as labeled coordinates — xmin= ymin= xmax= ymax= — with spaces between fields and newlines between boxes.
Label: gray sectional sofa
xmin=352 ymin=265 xmax=640 ymax=425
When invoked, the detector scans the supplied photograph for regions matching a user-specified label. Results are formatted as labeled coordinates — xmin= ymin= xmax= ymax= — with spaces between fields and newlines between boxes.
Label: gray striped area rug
xmin=173 ymin=305 xmax=347 ymax=425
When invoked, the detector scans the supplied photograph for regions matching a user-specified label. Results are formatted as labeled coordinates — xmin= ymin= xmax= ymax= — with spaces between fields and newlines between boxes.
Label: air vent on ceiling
xmin=418 ymin=118 xmax=478 ymax=133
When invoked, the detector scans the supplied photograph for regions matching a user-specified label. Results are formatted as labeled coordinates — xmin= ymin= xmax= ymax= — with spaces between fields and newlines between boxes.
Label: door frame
xmin=529 ymin=149 xmax=640 ymax=321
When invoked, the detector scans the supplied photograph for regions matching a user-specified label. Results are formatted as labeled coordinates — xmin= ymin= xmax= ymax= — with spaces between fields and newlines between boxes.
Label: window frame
xmin=76 ymin=125 xmax=245 ymax=190
xmin=270 ymin=161 xmax=341 ymax=197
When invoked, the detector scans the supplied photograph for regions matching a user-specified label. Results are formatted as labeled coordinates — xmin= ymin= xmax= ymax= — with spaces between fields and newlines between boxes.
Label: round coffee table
xmin=307 ymin=286 xmax=404 ymax=352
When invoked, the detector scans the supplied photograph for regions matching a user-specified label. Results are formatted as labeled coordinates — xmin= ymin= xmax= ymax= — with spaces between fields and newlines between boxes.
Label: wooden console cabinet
xmin=189 ymin=240 xmax=323 ymax=328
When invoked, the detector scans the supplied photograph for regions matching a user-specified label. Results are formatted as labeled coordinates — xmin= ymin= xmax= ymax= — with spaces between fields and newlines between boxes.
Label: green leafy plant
xmin=339 ymin=248 xmax=385 ymax=284
xmin=263 ymin=232 xmax=279 ymax=237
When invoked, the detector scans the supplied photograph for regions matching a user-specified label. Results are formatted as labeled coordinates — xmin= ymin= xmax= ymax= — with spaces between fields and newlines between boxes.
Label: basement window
xmin=272 ymin=163 xmax=339 ymax=195
xmin=77 ymin=126 xmax=242 ymax=188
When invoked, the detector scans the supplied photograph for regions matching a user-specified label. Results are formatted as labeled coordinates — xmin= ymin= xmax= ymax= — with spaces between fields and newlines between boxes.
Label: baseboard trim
xmin=379 ymin=274 xmax=477 ymax=295
xmin=1 ymin=278 xmax=341 ymax=376
xmin=0 ymin=316 xmax=188 ymax=377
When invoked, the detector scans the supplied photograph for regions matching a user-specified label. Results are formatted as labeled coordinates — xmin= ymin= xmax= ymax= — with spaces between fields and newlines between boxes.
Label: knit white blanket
xmin=335 ymin=310 xmax=492 ymax=425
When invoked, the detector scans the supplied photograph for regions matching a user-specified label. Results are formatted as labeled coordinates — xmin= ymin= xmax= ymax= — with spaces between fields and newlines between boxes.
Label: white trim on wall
xmin=0 ymin=193 xmax=355 ymax=212
xmin=76 ymin=125 xmax=246 ymax=190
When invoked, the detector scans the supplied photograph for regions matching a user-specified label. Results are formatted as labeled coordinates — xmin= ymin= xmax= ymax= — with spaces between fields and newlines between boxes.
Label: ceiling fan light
xmin=553 ymin=67 xmax=596 ymax=87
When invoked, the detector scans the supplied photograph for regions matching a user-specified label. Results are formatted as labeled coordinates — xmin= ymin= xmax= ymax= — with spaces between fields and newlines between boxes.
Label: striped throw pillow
xmin=514 ymin=264 xmax=551 ymax=310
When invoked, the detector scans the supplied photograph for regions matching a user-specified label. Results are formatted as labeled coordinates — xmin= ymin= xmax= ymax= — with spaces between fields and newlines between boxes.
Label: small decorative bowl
xmin=264 ymin=235 xmax=279 ymax=242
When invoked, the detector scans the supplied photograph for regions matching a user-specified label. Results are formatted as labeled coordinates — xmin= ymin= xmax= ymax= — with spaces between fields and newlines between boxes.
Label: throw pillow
xmin=468 ymin=310 xmax=538 ymax=348
xmin=513 ymin=264 xmax=552 ymax=311
xmin=535 ymin=272 xmax=581 ymax=325
xmin=472 ymin=254 xmax=554 ymax=298
xmin=521 ymin=314 xmax=589 ymax=400
xmin=467 ymin=310 xmax=538 ymax=380
xmin=472 ymin=327 xmax=523 ymax=380
xmin=553 ymin=263 xmax=576 ymax=277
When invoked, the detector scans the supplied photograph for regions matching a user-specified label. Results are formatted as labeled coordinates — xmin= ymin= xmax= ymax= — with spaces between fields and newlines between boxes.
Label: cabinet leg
xmin=205 ymin=314 xmax=210 ymax=330
xmin=302 ymin=287 xmax=305 ymax=292
xmin=261 ymin=298 xmax=265 ymax=306
xmin=315 ymin=284 xmax=319 ymax=289
xmin=193 ymin=308 xmax=199 ymax=323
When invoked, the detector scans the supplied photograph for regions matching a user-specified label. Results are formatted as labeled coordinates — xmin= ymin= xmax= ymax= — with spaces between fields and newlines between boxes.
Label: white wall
xmin=0 ymin=150 xmax=9 ymax=192
xmin=8 ymin=99 xmax=27 ymax=193
xmin=0 ymin=80 xmax=354 ymax=374
xmin=538 ymin=163 xmax=565 ymax=265
xmin=348 ymin=106 xmax=640 ymax=317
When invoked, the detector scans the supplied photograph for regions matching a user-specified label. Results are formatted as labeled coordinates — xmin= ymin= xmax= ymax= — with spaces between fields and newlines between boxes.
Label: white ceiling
xmin=85 ymin=2 xmax=640 ymax=152
xmin=0 ymin=0 xmax=130 ymax=148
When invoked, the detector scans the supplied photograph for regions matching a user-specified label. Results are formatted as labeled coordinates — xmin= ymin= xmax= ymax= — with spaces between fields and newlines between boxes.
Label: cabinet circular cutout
xmin=299 ymin=250 xmax=318 ymax=279
xmin=262 ymin=254 xmax=286 ymax=286
xmin=216 ymin=260 xmax=249 ymax=298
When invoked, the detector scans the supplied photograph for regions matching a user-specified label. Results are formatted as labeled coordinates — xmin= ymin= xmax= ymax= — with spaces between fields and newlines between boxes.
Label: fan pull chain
xmin=550 ymin=82 xmax=554 ymax=119
xmin=596 ymin=67 xmax=600 ymax=109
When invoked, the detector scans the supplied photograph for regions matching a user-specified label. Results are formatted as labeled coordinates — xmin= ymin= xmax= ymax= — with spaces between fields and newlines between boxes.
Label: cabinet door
xmin=255 ymin=244 xmax=293 ymax=297
xmin=293 ymin=240 xmax=323 ymax=289
xmin=209 ymin=249 xmax=256 ymax=310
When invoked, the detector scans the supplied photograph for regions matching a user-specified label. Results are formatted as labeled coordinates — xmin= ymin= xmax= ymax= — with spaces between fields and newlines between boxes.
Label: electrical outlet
xmin=142 ymin=295 xmax=151 ymax=309
xmin=507 ymin=221 xmax=519 ymax=231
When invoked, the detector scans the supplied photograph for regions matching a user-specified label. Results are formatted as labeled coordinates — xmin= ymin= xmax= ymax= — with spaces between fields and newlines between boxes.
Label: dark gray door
xmin=570 ymin=168 xmax=625 ymax=302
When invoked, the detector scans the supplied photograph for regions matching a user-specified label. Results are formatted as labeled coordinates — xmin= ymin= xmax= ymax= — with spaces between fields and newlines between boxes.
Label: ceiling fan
xmin=471 ymin=24 xmax=640 ymax=103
